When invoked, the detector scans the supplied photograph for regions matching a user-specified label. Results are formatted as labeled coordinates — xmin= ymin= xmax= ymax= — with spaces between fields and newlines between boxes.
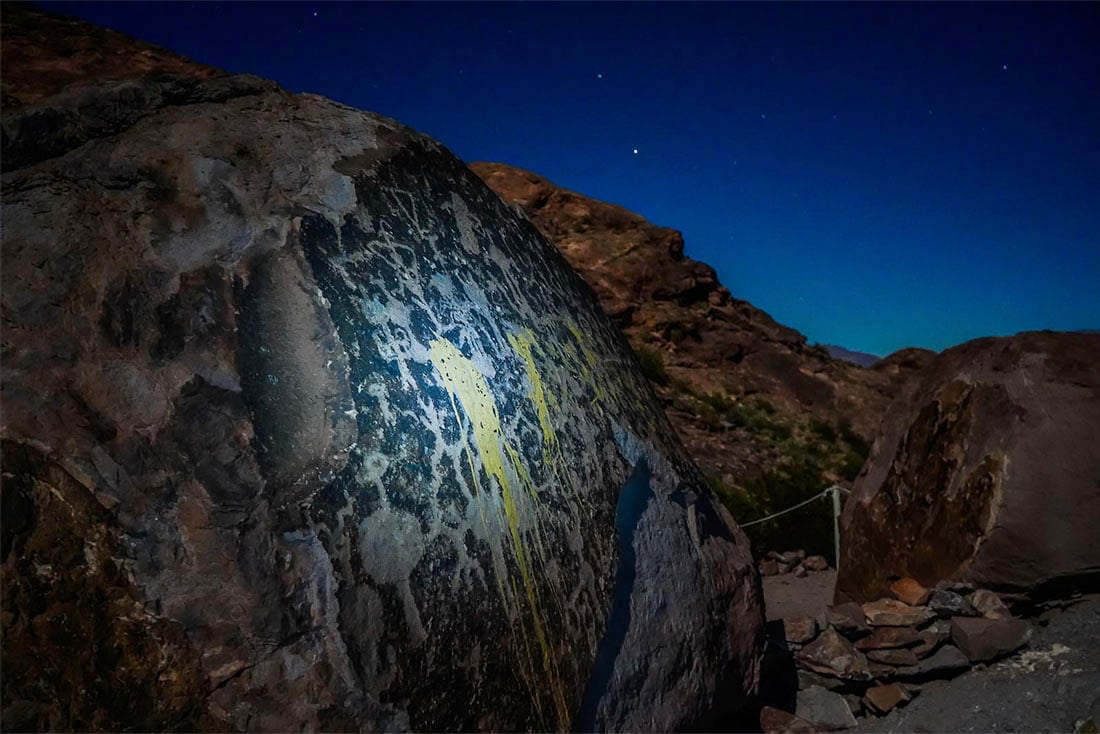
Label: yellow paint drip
xmin=429 ymin=337 xmax=570 ymax=729
xmin=508 ymin=330 xmax=563 ymax=473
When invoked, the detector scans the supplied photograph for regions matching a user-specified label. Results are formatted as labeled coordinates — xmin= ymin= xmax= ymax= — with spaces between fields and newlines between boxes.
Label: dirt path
xmin=762 ymin=570 xmax=836 ymax=621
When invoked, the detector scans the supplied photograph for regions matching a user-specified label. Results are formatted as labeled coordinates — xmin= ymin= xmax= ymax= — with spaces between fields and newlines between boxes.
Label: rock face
xmin=837 ymin=332 xmax=1100 ymax=604
xmin=0 ymin=8 xmax=764 ymax=732
xmin=470 ymin=162 xmax=934 ymax=488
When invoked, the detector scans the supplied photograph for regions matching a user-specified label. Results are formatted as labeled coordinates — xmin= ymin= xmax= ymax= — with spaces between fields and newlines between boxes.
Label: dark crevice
xmin=573 ymin=459 xmax=653 ymax=732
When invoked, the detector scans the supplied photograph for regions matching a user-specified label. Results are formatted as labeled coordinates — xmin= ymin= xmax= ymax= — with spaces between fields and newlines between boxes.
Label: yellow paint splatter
xmin=429 ymin=337 xmax=570 ymax=729
xmin=567 ymin=322 xmax=608 ymax=406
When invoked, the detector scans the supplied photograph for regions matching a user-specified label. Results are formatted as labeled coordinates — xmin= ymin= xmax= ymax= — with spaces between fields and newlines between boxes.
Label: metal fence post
xmin=830 ymin=485 xmax=842 ymax=571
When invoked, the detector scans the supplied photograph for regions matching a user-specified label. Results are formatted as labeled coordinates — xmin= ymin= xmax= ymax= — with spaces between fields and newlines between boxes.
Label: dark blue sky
xmin=45 ymin=1 xmax=1100 ymax=355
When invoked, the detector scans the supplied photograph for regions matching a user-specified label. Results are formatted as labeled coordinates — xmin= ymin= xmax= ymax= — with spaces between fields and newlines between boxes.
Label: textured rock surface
xmin=889 ymin=578 xmax=930 ymax=607
xmin=892 ymin=645 xmax=970 ymax=681
xmin=470 ymin=162 xmax=933 ymax=486
xmin=797 ymin=686 xmax=858 ymax=731
xmin=862 ymin=599 xmax=935 ymax=628
xmin=827 ymin=602 xmax=871 ymax=638
xmin=760 ymin=705 xmax=817 ymax=733
xmin=854 ymin=627 xmax=922 ymax=652
xmin=797 ymin=628 xmax=872 ymax=681
xmin=837 ymin=332 xmax=1100 ymax=604
xmin=863 ymin=683 xmax=910 ymax=715
xmin=968 ymin=589 xmax=1012 ymax=620
xmin=950 ymin=617 xmax=1030 ymax=663
xmin=0 ymin=8 xmax=764 ymax=732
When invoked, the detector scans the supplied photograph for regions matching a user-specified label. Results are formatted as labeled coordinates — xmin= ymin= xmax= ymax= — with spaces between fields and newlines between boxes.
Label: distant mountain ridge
xmin=471 ymin=162 xmax=934 ymax=493
xmin=824 ymin=345 xmax=881 ymax=368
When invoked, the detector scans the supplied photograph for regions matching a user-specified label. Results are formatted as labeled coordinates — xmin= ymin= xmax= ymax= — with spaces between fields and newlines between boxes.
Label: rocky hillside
xmin=825 ymin=345 xmax=881 ymax=368
xmin=471 ymin=163 xmax=933 ymax=547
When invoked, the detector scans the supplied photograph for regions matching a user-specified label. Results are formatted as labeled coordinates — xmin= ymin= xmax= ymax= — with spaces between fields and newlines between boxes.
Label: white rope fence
xmin=738 ymin=484 xmax=851 ymax=569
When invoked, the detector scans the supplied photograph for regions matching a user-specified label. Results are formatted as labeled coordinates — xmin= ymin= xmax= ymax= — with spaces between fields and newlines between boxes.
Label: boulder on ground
xmin=0 ymin=8 xmax=764 ymax=732
xmin=950 ymin=617 xmax=1030 ymax=663
xmin=837 ymin=332 xmax=1100 ymax=604
xmin=804 ymin=555 xmax=829 ymax=572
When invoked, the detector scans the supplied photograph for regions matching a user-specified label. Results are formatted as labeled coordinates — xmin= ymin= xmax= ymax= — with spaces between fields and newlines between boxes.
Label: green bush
xmin=705 ymin=413 xmax=872 ymax=562
xmin=633 ymin=345 xmax=669 ymax=386
xmin=713 ymin=458 xmax=837 ymax=562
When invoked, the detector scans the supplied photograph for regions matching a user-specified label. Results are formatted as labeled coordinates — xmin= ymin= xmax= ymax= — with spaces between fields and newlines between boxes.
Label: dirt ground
xmin=762 ymin=569 xmax=836 ymax=621
xmin=761 ymin=570 xmax=1100 ymax=733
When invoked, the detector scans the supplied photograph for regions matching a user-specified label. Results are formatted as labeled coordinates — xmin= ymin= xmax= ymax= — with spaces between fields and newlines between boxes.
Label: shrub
xmin=633 ymin=345 xmax=669 ymax=386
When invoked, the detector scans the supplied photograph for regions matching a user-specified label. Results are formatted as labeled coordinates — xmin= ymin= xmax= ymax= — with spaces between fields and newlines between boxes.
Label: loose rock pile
xmin=763 ymin=577 xmax=1033 ymax=732
xmin=759 ymin=549 xmax=831 ymax=578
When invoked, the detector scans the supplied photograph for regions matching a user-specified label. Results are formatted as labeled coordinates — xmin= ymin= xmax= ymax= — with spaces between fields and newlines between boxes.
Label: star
xmin=633 ymin=148 xmax=639 ymax=155
xmin=761 ymin=113 xmax=766 ymax=120
xmin=313 ymin=11 xmax=318 ymax=16
xmin=597 ymin=73 xmax=603 ymax=79
xmin=1002 ymin=64 xmax=1008 ymax=70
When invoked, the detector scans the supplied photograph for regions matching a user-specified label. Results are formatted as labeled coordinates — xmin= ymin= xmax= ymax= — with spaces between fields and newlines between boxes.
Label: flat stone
xmin=934 ymin=579 xmax=975 ymax=595
xmin=868 ymin=661 xmax=897 ymax=681
xmin=782 ymin=549 xmax=807 ymax=564
xmin=798 ymin=669 xmax=846 ymax=692
xmin=889 ymin=577 xmax=931 ymax=606
xmin=866 ymin=647 xmax=920 ymax=667
xmin=950 ymin=616 xmax=1030 ymax=663
xmin=911 ymin=626 xmax=950 ymax=658
xmin=785 ymin=616 xmax=819 ymax=645
xmin=761 ymin=559 xmax=780 ymax=576
xmin=827 ymin=602 xmax=871 ymax=639
xmin=968 ymin=589 xmax=1012 ymax=620
xmin=863 ymin=683 xmax=911 ymax=715
xmin=804 ymin=555 xmax=829 ymax=572
xmin=862 ymin=598 xmax=935 ymax=627
xmin=893 ymin=644 xmax=971 ymax=680
xmin=854 ymin=626 xmax=922 ymax=651
xmin=797 ymin=686 xmax=858 ymax=731
xmin=797 ymin=627 xmax=872 ymax=681
xmin=760 ymin=705 xmax=816 ymax=734
xmin=927 ymin=588 xmax=978 ymax=618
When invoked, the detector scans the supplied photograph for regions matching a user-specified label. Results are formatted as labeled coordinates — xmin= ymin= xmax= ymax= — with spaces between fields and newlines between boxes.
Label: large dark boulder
xmin=0 ymin=8 xmax=763 ymax=732
xmin=836 ymin=332 xmax=1100 ymax=604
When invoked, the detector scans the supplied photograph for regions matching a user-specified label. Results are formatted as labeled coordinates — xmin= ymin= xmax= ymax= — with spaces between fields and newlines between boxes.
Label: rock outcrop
xmin=0 ymin=8 xmax=764 ymax=731
xmin=470 ymin=162 xmax=933 ymax=491
xmin=836 ymin=332 xmax=1100 ymax=604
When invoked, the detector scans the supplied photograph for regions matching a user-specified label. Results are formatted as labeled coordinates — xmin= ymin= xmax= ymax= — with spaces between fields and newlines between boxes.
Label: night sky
xmin=43 ymin=1 xmax=1100 ymax=356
